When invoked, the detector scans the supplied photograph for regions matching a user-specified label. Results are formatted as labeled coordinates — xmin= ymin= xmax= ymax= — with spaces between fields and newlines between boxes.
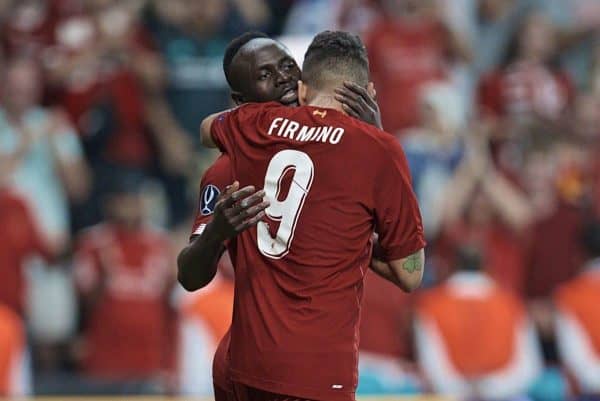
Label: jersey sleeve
xmin=210 ymin=107 xmax=247 ymax=155
xmin=190 ymin=154 xmax=233 ymax=240
xmin=373 ymin=137 xmax=426 ymax=261
xmin=210 ymin=103 xmax=274 ymax=154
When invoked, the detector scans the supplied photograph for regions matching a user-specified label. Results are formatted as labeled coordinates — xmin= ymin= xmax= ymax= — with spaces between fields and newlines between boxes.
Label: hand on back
xmin=210 ymin=181 xmax=270 ymax=242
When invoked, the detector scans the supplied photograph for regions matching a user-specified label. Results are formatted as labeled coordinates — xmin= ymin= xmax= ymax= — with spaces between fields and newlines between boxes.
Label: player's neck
xmin=308 ymin=93 xmax=344 ymax=113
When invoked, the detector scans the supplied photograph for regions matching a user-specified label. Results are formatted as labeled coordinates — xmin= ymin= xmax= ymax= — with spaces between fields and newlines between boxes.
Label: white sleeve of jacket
xmin=9 ymin=346 xmax=32 ymax=396
xmin=178 ymin=317 xmax=216 ymax=396
xmin=414 ymin=315 xmax=471 ymax=398
xmin=555 ymin=308 xmax=600 ymax=393
xmin=476 ymin=318 xmax=543 ymax=400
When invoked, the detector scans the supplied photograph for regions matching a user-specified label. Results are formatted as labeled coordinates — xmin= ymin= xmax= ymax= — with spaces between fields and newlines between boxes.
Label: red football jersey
xmin=188 ymin=154 xmax=234 ymax=392
xmin=477 ymin=62 xmax=574 ymax=120
xmin=190 ymin=154 xmax=233 ymax=239
xmin=0 ymin=190 xmax=49 ymax=315
xmin=211 ymin=102 xmax=425 ymax=401
xmin=364 ymin=18 xmax=448 ymax=135
xmin=73 ymin=224 xmax=175 ymax=378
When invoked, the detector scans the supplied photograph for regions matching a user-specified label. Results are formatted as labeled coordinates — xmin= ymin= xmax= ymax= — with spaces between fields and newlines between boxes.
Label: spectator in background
xmin=72 ymin=170 xmax=176 ymax=393
xmin=0 ymin=0 xmax=71 ymax=59
xmin=357 ymin=272 xmax=421 ymax=396
xmin=435 ymin=125 xmax=533 ymax=292
xmin=402 ymin=83 xmax=467 ymax=239
xmin=415 ymin=245 xmax=542 ymax=400
xmin=523 ymin=137 xmax=590 ymax=358
xmin=0 ymin=149 xmax=52 ymax=316
xmin=364 ymin=0 xmax=471 ymax=136
xmin=554 ymin=220 xmax=600 ymax=397
xmin=143 ymin=0 xmax=267 ymax=146
xmin=283 ymin=0 xmax=381 ymax=37
xmin=0 ymin=303 xmax=30 ymax=397
xmin=49 ymin=0 xmax=193 ymax=228
xmin=178 ymin=257 xmax=234 ymax=397
xmin=478 ymin=11 xmax=575 ymax=122
xmin=0 ymin=56 xmax=89 ymax=253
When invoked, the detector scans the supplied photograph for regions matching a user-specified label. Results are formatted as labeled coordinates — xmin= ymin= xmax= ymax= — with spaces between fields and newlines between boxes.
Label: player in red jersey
xmin=179 ymin=32 xmax=384 ymax=401
xmin=197 ymin=31 xmax=426 ymax=401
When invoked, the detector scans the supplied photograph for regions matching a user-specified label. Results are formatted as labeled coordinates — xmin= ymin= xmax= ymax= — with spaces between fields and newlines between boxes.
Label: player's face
xmin=231 ymin=41 xmax=301 ymax=106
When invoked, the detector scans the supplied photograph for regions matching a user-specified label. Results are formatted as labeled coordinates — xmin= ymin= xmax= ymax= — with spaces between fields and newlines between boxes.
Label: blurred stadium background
xmin=1 ymin=0 xmax=600 ymax=400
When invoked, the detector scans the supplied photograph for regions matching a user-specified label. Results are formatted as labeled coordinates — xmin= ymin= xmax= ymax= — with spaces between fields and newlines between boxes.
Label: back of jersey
xmin=210 ymin=101 xmax=424 ymax=401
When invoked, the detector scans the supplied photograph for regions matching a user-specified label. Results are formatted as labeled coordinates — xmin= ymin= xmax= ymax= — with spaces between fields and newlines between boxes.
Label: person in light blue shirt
xmin=0 ymin=57 xmax=90 ymax=252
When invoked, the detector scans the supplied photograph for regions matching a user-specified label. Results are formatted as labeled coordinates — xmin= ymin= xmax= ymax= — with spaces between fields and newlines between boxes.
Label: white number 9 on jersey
xmin=257 ymin=150 xmax=314 ymax=259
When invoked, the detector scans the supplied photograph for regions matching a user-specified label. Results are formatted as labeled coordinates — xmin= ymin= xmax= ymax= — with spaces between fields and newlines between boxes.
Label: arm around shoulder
xmin=200 ymin=112 xmax=221 ymax=148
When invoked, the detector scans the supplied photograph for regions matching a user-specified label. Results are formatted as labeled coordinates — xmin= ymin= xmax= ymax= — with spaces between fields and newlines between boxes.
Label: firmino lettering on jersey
xmin=267 ymin=117 xmax=345 ymax=145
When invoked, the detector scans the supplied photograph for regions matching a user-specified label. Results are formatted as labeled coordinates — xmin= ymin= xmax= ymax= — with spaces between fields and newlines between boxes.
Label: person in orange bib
xmin=0 ymin=303 xmax=30 ymax=397
xmin=415 ymin=245 xmax=542 ymax=400
xmin=555 ymin=220 xmax=600 ymax=396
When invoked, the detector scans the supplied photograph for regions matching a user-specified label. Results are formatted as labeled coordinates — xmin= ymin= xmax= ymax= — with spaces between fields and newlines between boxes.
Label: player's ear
xmin=231 ymin=91 xmax=244 ymax=106
xmin=367 ymin=82 xmax=377 ymax=99
xmin=298 ymin=80 xmax=308 ymax=106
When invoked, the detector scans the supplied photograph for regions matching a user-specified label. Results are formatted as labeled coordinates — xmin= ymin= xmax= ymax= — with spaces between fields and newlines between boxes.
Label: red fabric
xmin=526 ymin=203 xmax=586 ymax=298
xmin=1 ymin=0 xmax=81 ymax=57
xmin=190 ymin=154 xmax=234 ymax=238
xmin=0 ymin=190 xmax=49 ymax=315
xmin=214 ymin=380 xmax=234 ymax=401
xmin=436 ymin=221 xmax=527 ymax=293
xmin=73 ymin=224 xmax=174 ymax=379
xmin=189 ymin=155 xmax=234 ymax=390
xmin=211 ymin=102 xmax=425 ymax=401
xmin=477 ymin=62 xmax=574 ymax=119
xmin=364 ymin=18 xmax=448 ymax=135
xmin=213 ymin=330 xmax=232 ymax=394
xmin=359 ymin=271 xmax=414 ymax=359
xmin=61 ymin=68 xmax=152 ymax=167
xmin=1 ymin=4 xmax=56 ymax=58
xmin=232 ymin=382 xmax=316 ymax=401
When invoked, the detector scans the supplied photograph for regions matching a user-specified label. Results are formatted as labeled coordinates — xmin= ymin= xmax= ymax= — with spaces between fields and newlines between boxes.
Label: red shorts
xmin=232 ymin=382 xmax=316 ymax=401
xmin=215 ymin=382 xmax=235 ymax=401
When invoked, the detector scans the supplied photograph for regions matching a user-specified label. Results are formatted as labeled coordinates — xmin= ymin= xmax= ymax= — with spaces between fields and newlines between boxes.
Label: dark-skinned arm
xmin=200 ymin=83 xmax=383 ymax=147
xmin=334 ymin=81 xmax=383 ymax=129
xmin=200 ymin=109 xmax=235 ymax=148
xmin=177 ymin=182 xmax=269 ymax=291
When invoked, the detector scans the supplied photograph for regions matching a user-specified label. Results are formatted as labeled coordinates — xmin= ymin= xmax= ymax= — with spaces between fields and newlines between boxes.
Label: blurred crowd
xmin=1 ymin=0 xmax=600 ymax=400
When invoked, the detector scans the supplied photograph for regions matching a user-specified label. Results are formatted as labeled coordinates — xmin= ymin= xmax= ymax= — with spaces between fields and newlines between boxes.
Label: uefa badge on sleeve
xmin=200 ymin=184 xmax=220 ymax=216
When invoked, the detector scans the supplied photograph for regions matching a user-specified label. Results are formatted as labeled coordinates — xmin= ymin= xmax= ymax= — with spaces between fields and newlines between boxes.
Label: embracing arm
xmin=200 ymin=110 xmax=234 ymax=148
xmin=371 ymin=248 xmax=425 ymax=292
xmin=177 ymin=182 xmax=269 ymax=291
xmin=177 ymin=223 xmax=226 ymax=291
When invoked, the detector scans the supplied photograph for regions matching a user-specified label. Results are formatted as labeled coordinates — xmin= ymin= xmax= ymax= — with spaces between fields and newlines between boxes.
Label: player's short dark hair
xmin=223 ymin=31 xmax=269 ymax=88
xmin=302 ymin=30 xmax=369 ymax=90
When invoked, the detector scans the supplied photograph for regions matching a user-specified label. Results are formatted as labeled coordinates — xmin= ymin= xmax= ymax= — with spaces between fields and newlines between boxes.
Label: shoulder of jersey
xmin=204 ymin=154 xmax=232 ymax=179
xmin=238 ymin=101 xmax=282 ymax=111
